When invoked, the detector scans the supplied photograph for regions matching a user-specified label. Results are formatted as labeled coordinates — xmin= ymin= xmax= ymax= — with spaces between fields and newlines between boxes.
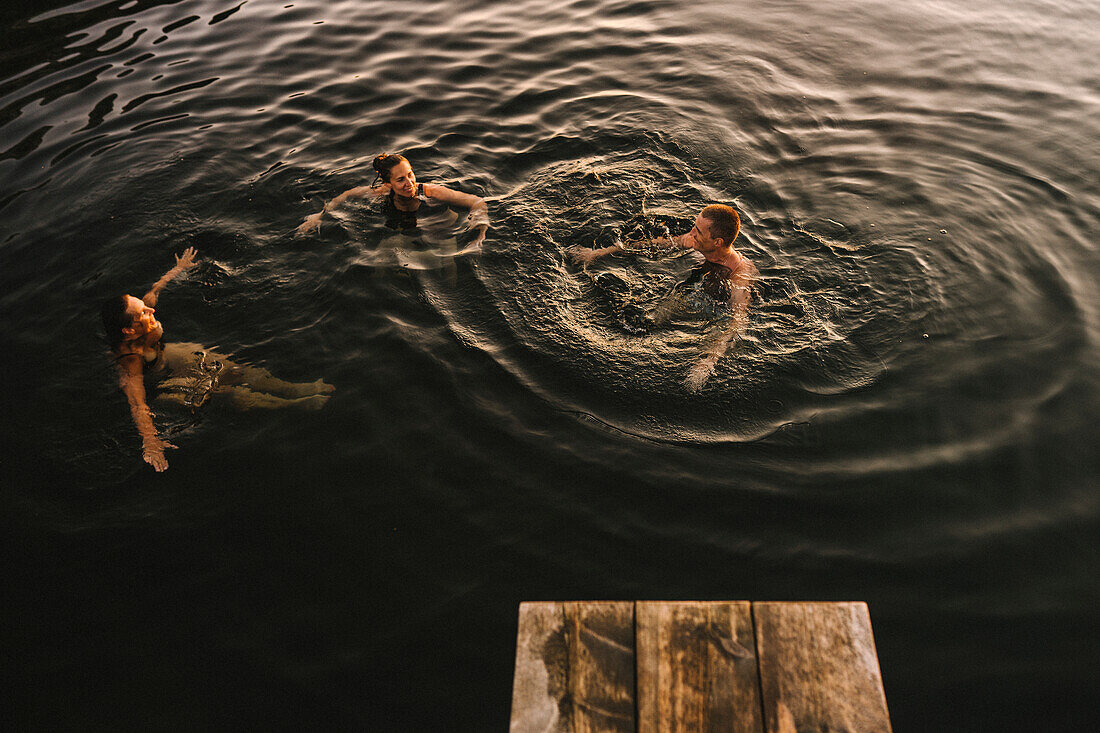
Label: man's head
xmin=687 ymin=204 xmax=741 ymax=257
xmin=700 ymin=204 xmax=740 ymax=246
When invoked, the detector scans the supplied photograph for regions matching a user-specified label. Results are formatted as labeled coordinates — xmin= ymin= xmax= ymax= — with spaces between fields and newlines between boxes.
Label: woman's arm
xmin=296 ymin=184 xmax=389 ymax=236
xmin=116 ymin=355 xmax=175 ymax=471
xmin=422 ymin=183 xmax=485 ymax=212
xmin=143 ymin=247 xmax=198 ymax=306
xmin=623 ymin=233 xmax=688 ymax=255
xmin=423 ymin=184 xmax=489 ymax=247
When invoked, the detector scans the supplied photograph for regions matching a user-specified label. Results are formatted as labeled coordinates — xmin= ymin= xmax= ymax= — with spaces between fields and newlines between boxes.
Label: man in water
xmin=568 ymin=204 xmax=756 ymax=391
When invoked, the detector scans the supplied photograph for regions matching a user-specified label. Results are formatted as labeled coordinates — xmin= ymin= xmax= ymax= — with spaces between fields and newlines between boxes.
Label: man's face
xmin=687 ymin=214 xmax=722 ymax=255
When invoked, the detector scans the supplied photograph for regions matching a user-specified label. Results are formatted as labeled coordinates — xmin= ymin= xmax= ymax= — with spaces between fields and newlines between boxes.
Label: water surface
xmin=2 ymin=0 xmax=1098 ymax=729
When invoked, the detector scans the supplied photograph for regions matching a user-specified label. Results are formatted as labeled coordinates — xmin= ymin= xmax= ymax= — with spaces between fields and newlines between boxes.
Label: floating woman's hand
xmin=469 ymin=225 xmax=487 ymax=250
xmin=149 ymin=245 xmax=201 ymax=301
xmin=142 ymin=435 xmax=177 ymax=472
xmin=175 ymin=246 xmax=199 ymax=270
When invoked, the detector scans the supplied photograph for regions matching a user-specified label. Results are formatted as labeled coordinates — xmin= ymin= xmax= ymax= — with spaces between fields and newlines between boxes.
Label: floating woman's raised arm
xmin=143 ymin=247 xmax=198 ymax=306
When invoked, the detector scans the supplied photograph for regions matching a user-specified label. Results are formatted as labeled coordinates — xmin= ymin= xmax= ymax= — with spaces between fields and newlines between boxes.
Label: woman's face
xmin=387 ymin=159 xmax=417 ymax=197
xmin=124 ymin=295 xmax=162 ymax=340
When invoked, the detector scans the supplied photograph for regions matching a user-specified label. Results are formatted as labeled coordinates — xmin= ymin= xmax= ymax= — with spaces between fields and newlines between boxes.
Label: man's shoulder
xmin=730 ymin=252 xmax=756 ymax=278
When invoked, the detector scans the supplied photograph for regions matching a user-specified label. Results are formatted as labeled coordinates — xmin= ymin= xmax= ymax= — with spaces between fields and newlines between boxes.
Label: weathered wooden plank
xmin=636 ymin=601 xmax=764 ymax=733
xmin=510 ymin=602 xmax=635 ymax=733
xmin=564 ymin=601 xmax=636 ymax=733
xmin=754 ymin=602 xmax=891 ymax=733
xmin=511 ymin=602 xmax=569 ymax=732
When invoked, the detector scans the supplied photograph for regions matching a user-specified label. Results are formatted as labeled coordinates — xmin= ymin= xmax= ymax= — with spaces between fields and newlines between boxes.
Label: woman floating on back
xmin=296 ymin=153 xmax=489 ymax=248
xmin=101 ymin=248 xmax=333 ymax=472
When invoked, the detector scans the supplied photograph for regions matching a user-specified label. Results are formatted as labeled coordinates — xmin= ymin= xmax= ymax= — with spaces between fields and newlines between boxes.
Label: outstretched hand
xmin=149 ymin=246 xmax=200 ymax=300
xmin=175 ymin=246 xmax=199 ymax=270
xmin=460 ymin=206 xmax=489 ymax=251
xmin=296 ymin=212 xmax=324 ymax=237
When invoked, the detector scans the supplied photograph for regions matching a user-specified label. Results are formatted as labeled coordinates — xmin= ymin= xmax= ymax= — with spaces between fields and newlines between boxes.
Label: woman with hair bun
xmin=102 ymin=248 xmax=334 ymax=472
xmin=295 ymin=153 xmax=489 ymax=248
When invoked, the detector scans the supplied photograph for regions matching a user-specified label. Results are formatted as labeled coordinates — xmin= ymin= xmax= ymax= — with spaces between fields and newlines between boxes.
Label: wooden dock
xmin=510 ymin=601 xmax=891 ymax=732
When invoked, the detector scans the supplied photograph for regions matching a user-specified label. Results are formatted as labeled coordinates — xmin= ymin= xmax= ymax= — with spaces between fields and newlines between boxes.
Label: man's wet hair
xmin=101 ymin=295 xmax=131 ymax=350
xmin=372 ymin=153 xmax=409 ymax=185
xmin=701 ymin=204 xmax=740 ymax=245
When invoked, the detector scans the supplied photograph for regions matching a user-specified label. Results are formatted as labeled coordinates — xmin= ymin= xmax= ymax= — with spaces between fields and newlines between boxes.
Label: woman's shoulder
xmin=422 ymin=182 xmax=464 ymax=198
xmin=113 ymin=340 xmax=142 ymax=358
xmin=113 ymin=339 xmax=159 ymax=366
xmin=111 ymin=348 xmax=145 ymax=377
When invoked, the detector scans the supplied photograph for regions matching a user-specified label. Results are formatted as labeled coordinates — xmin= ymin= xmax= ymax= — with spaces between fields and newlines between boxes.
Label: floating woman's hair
xmin=372 ymin=153 xmax=408 ymax=185
xmin=101 ymin=295 xmax=131 ymax=350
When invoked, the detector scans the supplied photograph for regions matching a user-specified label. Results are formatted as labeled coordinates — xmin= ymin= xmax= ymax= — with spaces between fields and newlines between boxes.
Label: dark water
xmin=2 ymin=0 xmax=1098 ymax=729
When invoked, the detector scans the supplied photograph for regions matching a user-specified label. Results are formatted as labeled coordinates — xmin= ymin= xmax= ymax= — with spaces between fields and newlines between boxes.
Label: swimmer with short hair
xmin=102 ymin=248 xmax=333 ymax=472
xmin=568 ymin=204 xmax=757 ymax=392
xmin=295 ymin=153 xmax=489 ymax=248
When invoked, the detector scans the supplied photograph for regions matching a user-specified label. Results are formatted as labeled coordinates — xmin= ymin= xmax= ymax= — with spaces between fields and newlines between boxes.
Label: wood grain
xmin=512 ymin=601 xmax=892 ymax=732
xmin=636 ymin=601 xmax=763 ymax=733
xmin=510 ymin=602 xmax=568 ymax=732
xmin=565 ymin=601 xmax=637 ymax=732
xmin=510 ymin=602 xmax=635 ymax=733
xmin=754 ymin=602 xmax=891 ymax=733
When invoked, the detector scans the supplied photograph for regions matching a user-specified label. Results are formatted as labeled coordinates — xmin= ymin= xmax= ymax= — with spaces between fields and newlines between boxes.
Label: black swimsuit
xmin=383 ymin=183 xmax=426 ymax=230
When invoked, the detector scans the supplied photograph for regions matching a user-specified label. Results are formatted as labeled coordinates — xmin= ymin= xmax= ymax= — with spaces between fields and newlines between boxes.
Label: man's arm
xmin=568 ymin=233 xmax=686 ymax=265
xmin=117 ymin=356 xmax=175 ymax=471
xmin=143 ymin=247 xmax=198 ymax=306
xmin=685 ymin=264 xmax=755 ymax=392
xmin=296 ymin=184 xmax=387 ymax=236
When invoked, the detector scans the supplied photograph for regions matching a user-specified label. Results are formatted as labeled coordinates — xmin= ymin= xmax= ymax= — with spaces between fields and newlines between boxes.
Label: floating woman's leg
xmin=154 ymin=382 xmax=329 ymax=410
xmin=164 ymin=342 xmax=333 ymax=398
xmin=219 ymin=386 xmax=329 ymax=410
xmin=153 ymin=391 xmax=190 ymax=408
xmin=220 ymin=362 xmax=334 ymax=398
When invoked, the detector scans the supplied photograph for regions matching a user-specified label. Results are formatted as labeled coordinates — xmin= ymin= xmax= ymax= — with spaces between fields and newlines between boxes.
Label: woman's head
xmin=373 ymin=153 xmax=416 ymax=196
xmin=101 ymin=295 xmax=160 ymax=350
xmin=101 ymin=296 xmax=131 ymax=349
